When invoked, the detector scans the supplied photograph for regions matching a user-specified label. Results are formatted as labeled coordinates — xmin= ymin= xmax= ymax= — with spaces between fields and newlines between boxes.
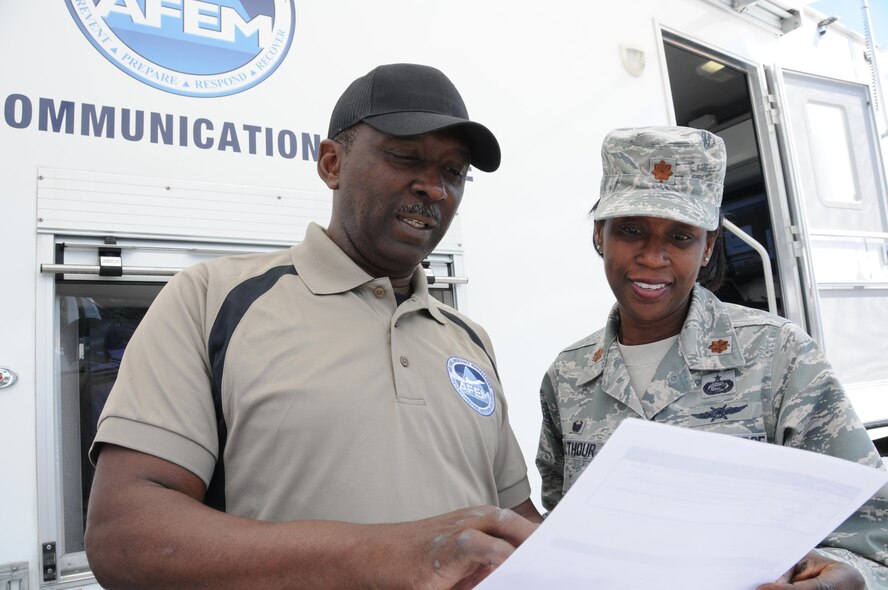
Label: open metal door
xmin=661 ymin=34 xmax=811 ymax=329
xmin=765 ymin=66 xmax=888 ymax=424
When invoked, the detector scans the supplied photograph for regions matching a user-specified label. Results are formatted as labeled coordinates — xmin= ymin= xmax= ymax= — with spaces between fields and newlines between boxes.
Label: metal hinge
xmin=731 ymin=0 xmax=760 ymax=12
xmin=764 ymin=94 xmax=781 ymax=131
xmin=0 ymin=561 xmax=29 ymax=590
xmin=730 ymin=1 xmax=800 ymax=34
xmin=788 ymin=225 xmax=805 ymax=258
xmin=781 ymin=9 xmax=801 ymax=34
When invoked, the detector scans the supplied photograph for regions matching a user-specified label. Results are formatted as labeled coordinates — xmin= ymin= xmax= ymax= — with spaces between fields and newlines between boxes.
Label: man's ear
xmin=317 ymin=139 xmax=343 ymax=190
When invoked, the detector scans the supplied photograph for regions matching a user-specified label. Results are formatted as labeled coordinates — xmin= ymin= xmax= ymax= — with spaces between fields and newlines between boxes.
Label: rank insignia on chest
xmin=707 ymin=337 xmax=732 ymax=355
xmin=702 ymin=370 xmax=736 ymax=396
xmin=571 ymin=419 xmax=585 ymax=434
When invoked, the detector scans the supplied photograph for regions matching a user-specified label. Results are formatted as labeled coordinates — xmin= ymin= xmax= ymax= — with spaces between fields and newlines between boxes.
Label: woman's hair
xmin=589 ymin=199 xmax=726 ymax=292
xmin=698 ymin=216 xmax=726 ymax=292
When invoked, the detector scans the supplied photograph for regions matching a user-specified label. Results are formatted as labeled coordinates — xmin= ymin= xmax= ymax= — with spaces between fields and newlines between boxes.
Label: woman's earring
xmin=702 ymin=256 xmax=710 ymax=266
xmin=595 ymin=242 xmax=603 ymax=255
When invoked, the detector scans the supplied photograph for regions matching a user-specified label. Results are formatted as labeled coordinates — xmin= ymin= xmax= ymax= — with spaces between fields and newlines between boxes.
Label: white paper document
xmin=480 ymin=418 xmax=888 ymax=590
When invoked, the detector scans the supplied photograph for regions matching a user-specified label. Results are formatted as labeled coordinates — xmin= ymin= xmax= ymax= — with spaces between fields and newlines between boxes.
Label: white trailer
xmin=2 ymin=1 xmax=887 ymax=588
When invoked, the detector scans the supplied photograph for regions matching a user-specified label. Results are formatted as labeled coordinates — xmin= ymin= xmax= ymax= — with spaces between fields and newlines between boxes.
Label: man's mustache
xmin=398 ymin=203 xmax=440 ymax=224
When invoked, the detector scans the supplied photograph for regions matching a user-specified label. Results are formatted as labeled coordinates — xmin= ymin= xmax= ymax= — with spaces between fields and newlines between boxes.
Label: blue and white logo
xmin=66 ymin=0 xmax=295 ymax=97
xmin=447 ymin=357 xmax=496 ymax=416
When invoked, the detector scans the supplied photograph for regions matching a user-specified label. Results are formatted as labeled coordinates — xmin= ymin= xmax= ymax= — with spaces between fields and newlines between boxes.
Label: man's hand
xmin=757 ymin=550 xmax=865 ymax=590
xmin=365 ymin=505 xmax=539 ymax=590
xmin=87 ymin=445 xmax=539 ymax=589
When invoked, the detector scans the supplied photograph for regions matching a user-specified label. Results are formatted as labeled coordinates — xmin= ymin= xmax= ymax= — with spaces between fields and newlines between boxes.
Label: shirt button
xmin=374 ymin=287 xmax=386 ymax=298
xmin=400 ymin=356 xmax=409 ymax=367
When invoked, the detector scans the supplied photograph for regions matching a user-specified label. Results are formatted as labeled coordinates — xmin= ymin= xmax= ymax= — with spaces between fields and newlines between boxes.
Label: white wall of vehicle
xmin=1 ymin=2 xmax=882 ymax=587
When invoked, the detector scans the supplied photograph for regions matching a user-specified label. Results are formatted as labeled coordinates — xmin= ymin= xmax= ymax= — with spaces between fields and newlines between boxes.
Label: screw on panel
xmin=42 ymin=541 xmax=57 ymax=581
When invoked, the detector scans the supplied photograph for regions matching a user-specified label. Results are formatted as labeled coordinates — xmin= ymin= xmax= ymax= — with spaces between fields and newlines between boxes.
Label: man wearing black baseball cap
xmin=319 ymin=63 xmax=504 ymax=300
xmin=327 ymin=62 xmax=501 ymax=172
xmin=87 ymin=63 xmax=540 ymax=590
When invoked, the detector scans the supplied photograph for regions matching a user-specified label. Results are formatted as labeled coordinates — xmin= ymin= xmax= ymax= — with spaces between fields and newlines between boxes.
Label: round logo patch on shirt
xmin=447 ymin=357 xmax=496 ymax=416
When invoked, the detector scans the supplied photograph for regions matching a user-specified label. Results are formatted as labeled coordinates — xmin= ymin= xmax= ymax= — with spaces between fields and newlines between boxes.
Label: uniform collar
xmin=290 ymin=223 xmax=446 ymax=324
xmin=679 ymin=284 xmax=746 ymax=370
xmin=575 ymin=284 xmax=745 ymax=387
xmin=574 ymin=310 xmax=618 ymax=388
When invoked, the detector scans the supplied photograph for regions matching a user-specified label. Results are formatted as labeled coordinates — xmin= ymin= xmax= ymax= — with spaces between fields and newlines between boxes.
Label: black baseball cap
xmin=327 ymin=63 xmax=501 ymax=172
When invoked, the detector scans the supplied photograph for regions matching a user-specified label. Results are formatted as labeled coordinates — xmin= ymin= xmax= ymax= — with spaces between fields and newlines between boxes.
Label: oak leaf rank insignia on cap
xmin=594 ymin=126 xmax=726 ymax=231
xmin=653 ymin=159 xmax=674 ymax=182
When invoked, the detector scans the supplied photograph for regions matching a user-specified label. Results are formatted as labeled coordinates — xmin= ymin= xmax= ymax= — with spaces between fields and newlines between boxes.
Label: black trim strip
xmin=204 ymin=265 xmax=298 ymax=511
xmin=439 ymin=309 xmax=500 ymax=381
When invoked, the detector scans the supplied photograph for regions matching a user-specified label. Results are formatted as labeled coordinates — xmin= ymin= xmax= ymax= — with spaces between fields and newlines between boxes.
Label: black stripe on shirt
xmin=204 ymin=264 xmax=298 ymax=511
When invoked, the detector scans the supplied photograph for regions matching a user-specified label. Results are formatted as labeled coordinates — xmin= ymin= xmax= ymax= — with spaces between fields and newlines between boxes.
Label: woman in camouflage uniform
xmin=536 ymin=126 xmax=887 ymax=589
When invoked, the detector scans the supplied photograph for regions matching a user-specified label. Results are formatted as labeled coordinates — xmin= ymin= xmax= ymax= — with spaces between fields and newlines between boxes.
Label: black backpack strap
xmin=204 ymin=264 xmax=298 ymax=511
xmin=439 ymin=309 xmax=500 ymax=382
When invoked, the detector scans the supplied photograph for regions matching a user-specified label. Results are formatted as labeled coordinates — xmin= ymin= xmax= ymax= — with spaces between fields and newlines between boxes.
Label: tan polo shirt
xmin=92 ymin=223 xmax=529 ymax=523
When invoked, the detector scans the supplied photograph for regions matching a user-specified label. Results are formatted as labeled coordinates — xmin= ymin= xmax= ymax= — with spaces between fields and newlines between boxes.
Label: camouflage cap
xmin=594 ymin=126 xmax=726 ymax=231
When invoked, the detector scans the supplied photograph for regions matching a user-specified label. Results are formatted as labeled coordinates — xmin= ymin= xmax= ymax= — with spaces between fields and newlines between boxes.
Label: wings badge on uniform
xmin=691 ymin=403 xmax=748 ymax=422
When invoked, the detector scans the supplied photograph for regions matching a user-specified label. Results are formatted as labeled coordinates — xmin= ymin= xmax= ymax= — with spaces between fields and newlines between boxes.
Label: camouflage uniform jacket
xmin=537 ymin=285 xmax=888 ymax=585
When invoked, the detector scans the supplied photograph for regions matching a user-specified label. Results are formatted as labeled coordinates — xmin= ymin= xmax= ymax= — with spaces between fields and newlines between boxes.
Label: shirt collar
xmin=399 ymin=269 xmax=448 ymax=325
xmin=289 ymin=223 xmax=373 ymax=294
xmin=290 ymin=223 xmax=446 ymax=324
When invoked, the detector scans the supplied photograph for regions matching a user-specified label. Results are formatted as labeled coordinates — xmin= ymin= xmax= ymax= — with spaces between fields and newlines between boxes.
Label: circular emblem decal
xmin=447 ymin=357 xmax=496 ymax=416
xmin=703 ymin=373 xmax=735 ymax=396
xmin=66 ymin=0 xmax=295 ymax=97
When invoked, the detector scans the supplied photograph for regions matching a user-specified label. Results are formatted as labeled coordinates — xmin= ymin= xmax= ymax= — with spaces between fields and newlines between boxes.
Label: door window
xmin=56 ymin=282 xmax=161 ymax=556
xmin=805 ymin=101 xmax=860 ymax=206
